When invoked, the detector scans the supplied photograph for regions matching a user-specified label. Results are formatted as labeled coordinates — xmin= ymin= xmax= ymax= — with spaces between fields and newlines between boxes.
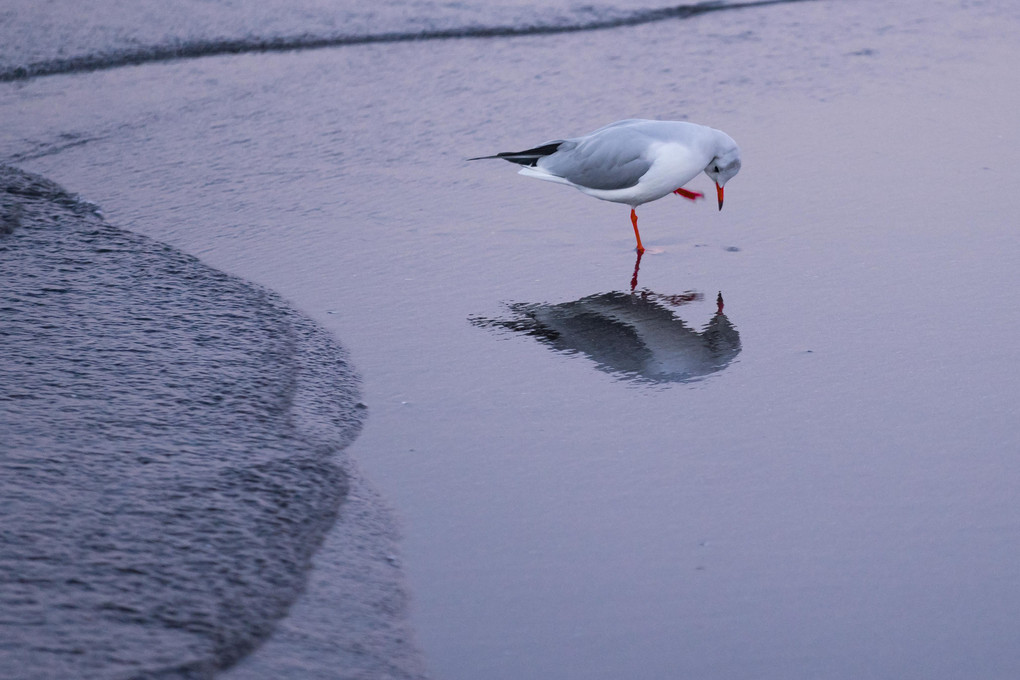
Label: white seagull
xmin=470 ymin=119 xmax=741 ymax=254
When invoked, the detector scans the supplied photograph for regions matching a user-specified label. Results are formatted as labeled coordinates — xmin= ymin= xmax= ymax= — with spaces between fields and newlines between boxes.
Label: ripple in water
xmin=0 ymin=166 xmax=376 ymax=679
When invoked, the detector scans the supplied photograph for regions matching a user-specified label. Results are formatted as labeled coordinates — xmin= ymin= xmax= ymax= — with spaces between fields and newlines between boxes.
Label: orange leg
xmin=673 ymin=187 xmax=704 ymax=201
xmin=630 ymin=208 xmax=645 ymax=254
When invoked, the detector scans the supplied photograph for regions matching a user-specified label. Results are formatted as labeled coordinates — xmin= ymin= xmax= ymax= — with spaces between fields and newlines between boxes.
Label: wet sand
xmin=1 ymin=165 xmax=427 ymax=679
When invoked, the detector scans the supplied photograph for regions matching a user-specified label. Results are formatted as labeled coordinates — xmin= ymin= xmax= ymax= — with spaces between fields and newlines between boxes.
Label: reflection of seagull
xmin=471 ymin=291 xmax=740 ymax=384
xmin=469 ymin=119 xmax=741 ymax=254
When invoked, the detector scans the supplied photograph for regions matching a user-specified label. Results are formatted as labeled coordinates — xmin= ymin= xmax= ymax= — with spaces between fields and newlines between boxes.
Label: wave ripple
xmin=0 ymin=166 xmax=364 ymax=679
xmin=0 ymin=0 xmax=816 ymax=82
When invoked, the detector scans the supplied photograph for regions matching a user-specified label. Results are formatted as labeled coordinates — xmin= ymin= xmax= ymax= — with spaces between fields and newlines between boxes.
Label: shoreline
xmin=0 ymin=164 xmax=424 ymax=679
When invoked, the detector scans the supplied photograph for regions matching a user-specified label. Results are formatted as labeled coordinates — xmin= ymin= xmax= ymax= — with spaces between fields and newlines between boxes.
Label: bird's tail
xmin=467 ymin=141 xmax=563 ymax=166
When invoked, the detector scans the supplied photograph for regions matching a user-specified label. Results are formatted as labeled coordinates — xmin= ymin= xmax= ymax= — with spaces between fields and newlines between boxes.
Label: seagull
xmin=469 ymin=119 xmax=741 ymax=254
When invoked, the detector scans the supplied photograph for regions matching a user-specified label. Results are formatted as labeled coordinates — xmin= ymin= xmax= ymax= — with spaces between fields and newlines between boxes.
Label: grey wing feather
xmin=538 ymin=129 xmax=653 ymax=190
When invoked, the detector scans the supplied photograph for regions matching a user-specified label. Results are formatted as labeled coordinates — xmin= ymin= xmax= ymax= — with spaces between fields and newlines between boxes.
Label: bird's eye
xmin=713 ymin=165 xmax=720 ymax=173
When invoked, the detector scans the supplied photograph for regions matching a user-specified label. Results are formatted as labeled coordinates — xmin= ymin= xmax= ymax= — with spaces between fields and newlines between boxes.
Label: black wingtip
xmin=466 ymin=141 xmax=563 ymax=166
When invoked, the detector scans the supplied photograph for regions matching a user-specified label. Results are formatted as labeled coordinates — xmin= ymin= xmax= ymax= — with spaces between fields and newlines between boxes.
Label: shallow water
xmin=3 ymin=0 xmax=1020 ymax=678
xmin=0 ymin=0 xmax=778 ymax=80
xmin=0 ymin=167 xmax=376 ymax=678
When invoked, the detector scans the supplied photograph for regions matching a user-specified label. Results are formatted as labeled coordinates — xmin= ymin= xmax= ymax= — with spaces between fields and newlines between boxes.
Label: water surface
xmin=3 ymin=0 xmax=1020 ymax=678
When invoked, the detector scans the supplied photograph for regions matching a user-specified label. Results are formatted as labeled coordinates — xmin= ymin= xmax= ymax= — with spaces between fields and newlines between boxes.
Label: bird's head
xmin=704 ymin=138 xmax=741 ymax=210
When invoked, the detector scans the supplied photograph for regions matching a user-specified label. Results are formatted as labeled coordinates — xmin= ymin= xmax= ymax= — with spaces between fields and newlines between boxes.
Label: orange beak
xmin=716 ymin=182 xmax=724 ymax=211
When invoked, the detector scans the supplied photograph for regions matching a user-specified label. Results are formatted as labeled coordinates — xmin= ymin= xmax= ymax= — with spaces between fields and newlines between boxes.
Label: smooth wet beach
xmin=3 ymin=1 xmax=1020 ymax=678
